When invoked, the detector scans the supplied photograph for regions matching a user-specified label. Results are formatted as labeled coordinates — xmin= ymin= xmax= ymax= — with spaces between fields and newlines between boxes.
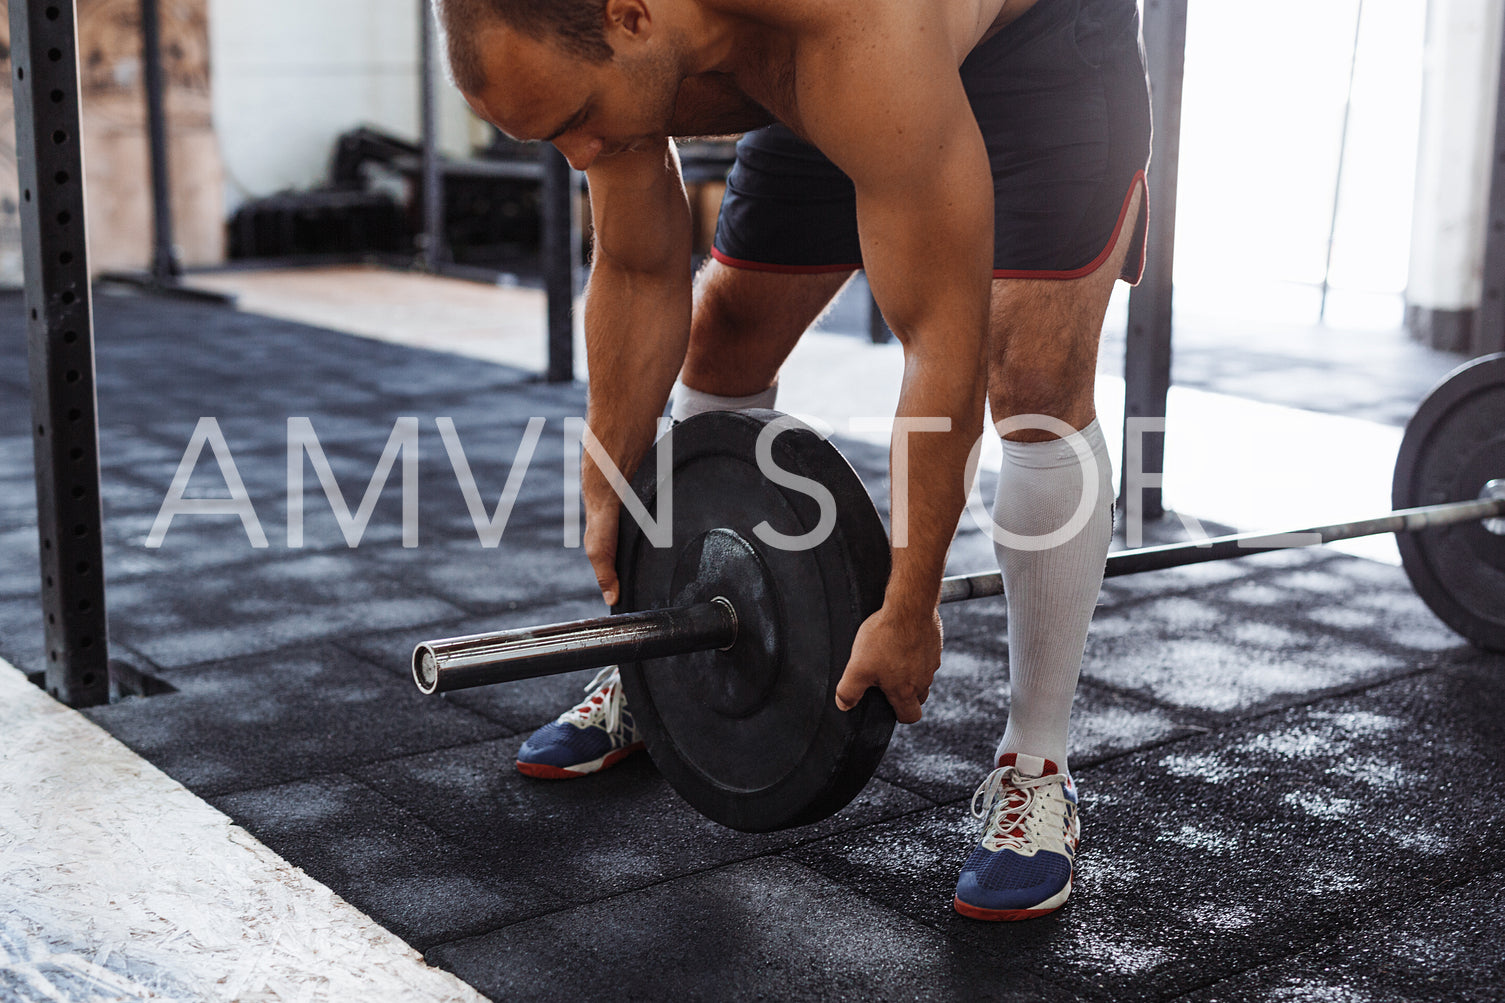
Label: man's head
xmin=438 ymin=0 xmax=686 ymax=170
xmin=437 ymin=0 xmax=613 ymax=95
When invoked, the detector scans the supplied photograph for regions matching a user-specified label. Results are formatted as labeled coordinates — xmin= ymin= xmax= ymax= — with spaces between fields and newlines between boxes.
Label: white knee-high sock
xmin=669 ymin=379 xmax=779 ymax=422
xmin=991 ymin=419 xmax=1114 ymax=775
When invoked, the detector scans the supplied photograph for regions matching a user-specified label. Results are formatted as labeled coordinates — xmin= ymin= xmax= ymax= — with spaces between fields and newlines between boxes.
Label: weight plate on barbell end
xmin=1392 ymin=352 xmax=1505 ymax=652
xmin=614 ymin=409 xmax=895 ymax=832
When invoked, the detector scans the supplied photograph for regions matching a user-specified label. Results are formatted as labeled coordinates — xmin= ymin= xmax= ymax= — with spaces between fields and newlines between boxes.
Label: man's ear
xmin=604 ymin=0 xmax=652 ymax=43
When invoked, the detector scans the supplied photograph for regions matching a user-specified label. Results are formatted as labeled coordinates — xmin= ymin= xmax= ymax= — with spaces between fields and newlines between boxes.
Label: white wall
xmin=1406 ymin=0 xmax=1505 ymax=313
xmin=1173 ymin=0 xmax=1426 ymax=328
xmin=208 ymin=0 xmax=476 ymax=214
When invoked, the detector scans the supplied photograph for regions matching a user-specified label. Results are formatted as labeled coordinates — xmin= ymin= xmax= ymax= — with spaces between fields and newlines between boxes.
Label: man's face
xmin=465 ymin=20 xmax=680 ymax=171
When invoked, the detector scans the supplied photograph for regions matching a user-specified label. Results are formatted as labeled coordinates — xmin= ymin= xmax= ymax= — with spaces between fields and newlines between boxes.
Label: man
xmin=438 ymin=0 xmax=1149 ymax=921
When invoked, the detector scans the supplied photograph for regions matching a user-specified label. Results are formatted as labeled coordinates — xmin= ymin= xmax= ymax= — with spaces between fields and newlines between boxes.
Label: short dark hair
xmin=436 ymin=0 xmax=613 ymax=95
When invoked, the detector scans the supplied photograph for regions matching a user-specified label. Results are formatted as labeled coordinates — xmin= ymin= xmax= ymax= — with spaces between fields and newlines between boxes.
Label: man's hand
xmin=582 ymin=477 xmax=623 ymax=607
xmin=575 ymin=142 xmax=692 ymax=612
xmin=834 ymin=604 xmax=942 ymax=724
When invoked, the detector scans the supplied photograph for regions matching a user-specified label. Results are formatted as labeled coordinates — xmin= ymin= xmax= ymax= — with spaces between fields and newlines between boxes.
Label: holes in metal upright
xmin=11 ymin=0 xmax=110 ymax=708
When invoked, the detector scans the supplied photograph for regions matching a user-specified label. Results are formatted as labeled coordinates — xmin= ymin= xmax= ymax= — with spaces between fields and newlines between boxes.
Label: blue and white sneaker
xmin=954 ymin=753 xmax=1080 ymax=921
xmin=515 ymin=666 xmax=645 ymax=779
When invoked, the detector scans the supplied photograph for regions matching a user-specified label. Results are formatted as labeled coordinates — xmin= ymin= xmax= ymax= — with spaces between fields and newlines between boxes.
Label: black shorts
xmin=711 ymin=0 xmax=1152 ymax=281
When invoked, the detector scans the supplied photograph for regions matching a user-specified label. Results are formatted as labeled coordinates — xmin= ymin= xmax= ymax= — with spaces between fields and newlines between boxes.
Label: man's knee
xmin=988 ymin=332 xmax=1099 ymax=440
xmin=684 ymin=262 xmax=850 ymax=397
xmin=987 ymin=265 xmax=1121 ymax=440
xmin=691 ymin=263 xmax=757 ymax=345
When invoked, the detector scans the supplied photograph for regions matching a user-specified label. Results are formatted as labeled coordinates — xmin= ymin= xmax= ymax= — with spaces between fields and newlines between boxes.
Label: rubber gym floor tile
xmin=0 ymin=527 xmax=40 ymax=600
xmin=106 ymin=438 xmax=425 ymax=553
xmin=210 ymin=774 xmax=564 ymax=951
xmin=875 ymin=640 xmax=1204 ymax=804
xmin=410 ymin=476 xmax=581 ymax=543
xmin=0 ymin=594 xmax=156 ymax=679
xmin=1083 ymin=652 xmax=1505 ymax=887
xmin=343 ymin=357 xmax=534 ymax=400
xmin=101 ymin=551 xmax=467 ymax=669
xmin=787 ymin=803 xmax=1275 ymax=1003
xmin=99 ymin=475 xmax=179 ymax=519
xmin=1173 ymin=870 xmax=1505 ymax=1003
xmin=1098 ymin=549 xmax=1308 ymax=605
xmin=1265 ymin=557 xmax=1468 ymax=655
xmin=96 ymin=422 xmax=218 ymax=473
xmin=790 ymin=772 xmax=1487 ymax=1003
xmin=0 ymin=435 xmax=35 ymax=478
xmin=103 ymin=425 xmax=578 ymax=554
xmin=184 ymin=411 xmax=432 ymax=453
xmin=0 ymin=387 xmax=26 ymax=430
xmin=1076 ymin=571 xmax=1429 ymax=716
xmin=937 ymin=520 xmax=1250 ymax=655
xmin=97 ymin=388 xmax=398 ymax=446
xmin=393 ymin=382 xmax=587 ymax=422
xmin=101 ymin=381 xmax=404 ymax=439
xmin=786 ymin=656 xmax=1505 ymax=1001
xmin=101 ymin=514 xmax=300 ymax=583
xmin=425 ymin=855 xmax=1075 ymax=1003
xmin=350 ymin=736 xmax=933 ymax=906
xmin=350 ymin=534 xmax=602 ymax=615
xmin=0 ymin=475 xmax=39 ymax=534
xmin=81 ymin=643 xmax=510 ymax=797
xmin=416 ymin=479 xmax=582 ymax=548
xmin=0 ymin=457 xmax=168 ymax=548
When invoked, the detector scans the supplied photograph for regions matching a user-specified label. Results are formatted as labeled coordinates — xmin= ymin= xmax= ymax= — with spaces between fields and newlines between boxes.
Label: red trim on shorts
xmin=713 ymin=169 xmax=1149 ymax=282
xmin=710 ymin=249 xmax=862 ymax=275
xmin=991 ymin=170 xmax=1149 ymax=281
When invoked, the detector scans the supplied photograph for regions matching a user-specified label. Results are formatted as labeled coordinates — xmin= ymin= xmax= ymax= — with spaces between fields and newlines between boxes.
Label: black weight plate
xmin=1393 ymin=352 xmax=1505 ymax=652
xmin=614 ymin=410 xmax=895 ymax=831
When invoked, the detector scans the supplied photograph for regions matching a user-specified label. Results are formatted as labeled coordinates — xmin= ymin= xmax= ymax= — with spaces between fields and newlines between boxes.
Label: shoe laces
xmin=970 ymin=765 xmax=1073 ymax=853
xmin=561 ymin=666 xmax=628 ymax=734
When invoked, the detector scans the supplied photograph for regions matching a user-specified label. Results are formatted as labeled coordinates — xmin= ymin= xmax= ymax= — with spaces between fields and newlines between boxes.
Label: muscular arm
xmin=797 ymin=13 xmax=992 ymax=719
xmin=580 ymin=140 xmax=694 ymax=604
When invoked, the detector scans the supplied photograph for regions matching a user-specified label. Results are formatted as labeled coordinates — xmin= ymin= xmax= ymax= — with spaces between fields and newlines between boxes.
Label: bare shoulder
xmin=704 ymin=0 xmax=911 ymax=38
xmin=702 ymin=0 xmax=1015 ymax=62
xmin=722 ymin=0 xmax=1005 ymax=52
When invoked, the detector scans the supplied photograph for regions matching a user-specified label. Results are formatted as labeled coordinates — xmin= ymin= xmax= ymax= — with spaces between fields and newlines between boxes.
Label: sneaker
xmin=515 ymin=666 xmax=645 ymax=779
xmin=953 ymin=753 xmax=1080 ymax=921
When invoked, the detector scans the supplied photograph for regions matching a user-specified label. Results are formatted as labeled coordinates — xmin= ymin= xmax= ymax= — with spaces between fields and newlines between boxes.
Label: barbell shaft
xmin=414 ymin=598 xmax=737 ymax=694
xmin=938 ymin=495 xmax=1505 ymax=603
xmin=416 ymin=494 xmax=1505 ymax=693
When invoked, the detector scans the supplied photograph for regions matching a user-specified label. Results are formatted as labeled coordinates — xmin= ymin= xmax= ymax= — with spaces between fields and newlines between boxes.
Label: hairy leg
xmin=987 ymin=185 xmax=1142 ymax=771
xmin=987 ymin=187 xmax=1140 ymax=437
xmin=680 ymin=260 xmax=854 ymax=397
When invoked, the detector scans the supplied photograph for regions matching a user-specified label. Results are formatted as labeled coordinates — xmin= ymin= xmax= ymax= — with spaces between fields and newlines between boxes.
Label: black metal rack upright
xmin=1120 ymin=0 xmax=1188 ymax=522
xmin=418 ymin=0 xmax=446 ymax=274
xmin=541 ymin=147 xmax=579 ymax=384
xmin=1477 ymin=0 xmax=1505 ymax=356
xmin=10 ymin=0 xmax=111 ymax=707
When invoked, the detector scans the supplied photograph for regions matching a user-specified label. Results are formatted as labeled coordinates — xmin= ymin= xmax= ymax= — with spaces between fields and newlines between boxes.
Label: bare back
xmin=663 ymin=0 xmax=1038 ymax=139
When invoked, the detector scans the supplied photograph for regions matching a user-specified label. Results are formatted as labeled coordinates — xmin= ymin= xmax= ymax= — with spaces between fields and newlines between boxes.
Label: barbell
xmin=413 ymin=353 xmax=1505 ymax=832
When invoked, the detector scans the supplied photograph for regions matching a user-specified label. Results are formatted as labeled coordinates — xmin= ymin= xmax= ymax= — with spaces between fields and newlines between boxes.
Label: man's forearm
xmin=580 ymin=259 xmax=692 ymax=497
xmin=885 ymin=351 xmax=986 ymax=616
